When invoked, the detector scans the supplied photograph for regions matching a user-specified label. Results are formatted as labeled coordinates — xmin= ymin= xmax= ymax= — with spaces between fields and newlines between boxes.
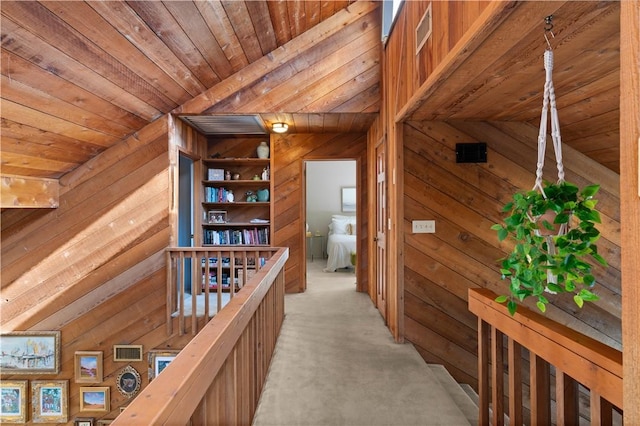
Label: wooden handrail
xmin=469 ymin=288 xmax=622 ymax=425
xmin=114 ymin=247 xmax=289 ymax=425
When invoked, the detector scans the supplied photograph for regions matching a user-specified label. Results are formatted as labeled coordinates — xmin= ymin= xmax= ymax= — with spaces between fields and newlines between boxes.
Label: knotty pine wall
xmin=1 ymin=117 xmax=199 ymax=423
xmin=272 ymin=133 xmax=368 ymax=294
xmin=402 ymin=120 xmax=621 ymax=388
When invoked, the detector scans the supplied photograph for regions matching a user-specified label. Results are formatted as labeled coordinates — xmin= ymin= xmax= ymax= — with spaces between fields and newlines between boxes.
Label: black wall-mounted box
xmin=456 ymin=142 xmax=487 ymax=163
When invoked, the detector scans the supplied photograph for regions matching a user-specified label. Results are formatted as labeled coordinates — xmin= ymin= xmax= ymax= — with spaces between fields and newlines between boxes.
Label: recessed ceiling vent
xmin=416 ymin=3 xmax=432 ymax=54
xmin=180 ymin=114 xmax=267 ymax=135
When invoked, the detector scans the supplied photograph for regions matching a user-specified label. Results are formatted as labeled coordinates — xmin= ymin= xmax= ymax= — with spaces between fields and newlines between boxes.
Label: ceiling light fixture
xmin=272 ymin=122 xmax=289 ymax=133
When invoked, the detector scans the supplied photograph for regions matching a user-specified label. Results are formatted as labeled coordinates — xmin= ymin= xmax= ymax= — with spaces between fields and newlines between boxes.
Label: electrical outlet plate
xmin=412 ymin=220 xmax=435 ymax=233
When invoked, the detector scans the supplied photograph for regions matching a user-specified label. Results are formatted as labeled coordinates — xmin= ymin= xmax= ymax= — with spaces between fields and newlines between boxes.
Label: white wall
xmin=306 ymin=160 xmax=356 ymax=236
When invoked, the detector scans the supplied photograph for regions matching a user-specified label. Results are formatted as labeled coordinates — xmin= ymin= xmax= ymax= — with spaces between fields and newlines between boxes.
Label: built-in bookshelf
xmin=200 ymin=137 xmax=273 ymax=247
xmin=200 ymin=256 xmax=266 ymax=292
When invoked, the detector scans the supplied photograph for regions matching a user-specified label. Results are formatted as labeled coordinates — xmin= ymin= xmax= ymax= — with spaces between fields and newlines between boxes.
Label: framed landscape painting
xmin=79 ymin=387 xmax=110 ymax=413
xmin=0 ymin=331 xmax=61 ymax=374
xmin=74 ymin=351 xmax=103 ymax=383
xmin=0 ymin=380 xmax=27 ymax=423
xmin=31 ymin=380 xmax=68 ymax=423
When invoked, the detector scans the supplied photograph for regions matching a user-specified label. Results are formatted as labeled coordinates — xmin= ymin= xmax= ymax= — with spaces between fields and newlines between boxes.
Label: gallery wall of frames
xmin=0 ymin=331 xmax=180 ymax=424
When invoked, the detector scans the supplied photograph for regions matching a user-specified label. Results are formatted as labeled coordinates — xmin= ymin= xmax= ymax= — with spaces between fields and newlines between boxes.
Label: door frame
xmin=374 ymin=137 xmax=388 ymax=321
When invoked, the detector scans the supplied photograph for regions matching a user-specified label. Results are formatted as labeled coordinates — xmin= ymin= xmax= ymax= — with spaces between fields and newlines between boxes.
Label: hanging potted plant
xmin=491 ymin=21 xmax=607 ymax=315
xmin=491 ymin=180 xmax=607 ymax=315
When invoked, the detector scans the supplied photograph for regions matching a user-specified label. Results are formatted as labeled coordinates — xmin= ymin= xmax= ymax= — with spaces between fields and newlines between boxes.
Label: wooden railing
xmin=113 ymin=247 xmax=288 ymax=425
xmin=469 ymin=288 xmax=622 ymax=426
xmin=166 ymin=247 xmax=278 ymax=335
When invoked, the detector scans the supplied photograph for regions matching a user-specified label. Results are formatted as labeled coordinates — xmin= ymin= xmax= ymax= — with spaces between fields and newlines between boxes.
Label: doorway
xmin=178 ymin=153 xmax=194 ymax=293
xmin=304 ymin=160 xmax=358 ymax=287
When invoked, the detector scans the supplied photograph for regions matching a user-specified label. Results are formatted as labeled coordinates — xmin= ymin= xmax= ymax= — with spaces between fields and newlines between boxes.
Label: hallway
xmin=252 ymin=261 xmax=473 ymax=426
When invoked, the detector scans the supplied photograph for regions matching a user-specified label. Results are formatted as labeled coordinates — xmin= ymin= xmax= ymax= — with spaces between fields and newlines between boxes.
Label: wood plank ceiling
xmin=1 ymin=0 xmax=621 ymax=183
xmin=1 ymin=0 xmax=372 ymax=180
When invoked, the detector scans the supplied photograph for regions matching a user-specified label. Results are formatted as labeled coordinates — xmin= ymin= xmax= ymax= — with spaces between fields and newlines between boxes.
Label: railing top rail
xmin=469 ymin=288 xmax=623 ymax=409
xmin=166 ymin=246 xmax=280 ymax=254
xmin=114 ymin=247 xmax=289 ymax=425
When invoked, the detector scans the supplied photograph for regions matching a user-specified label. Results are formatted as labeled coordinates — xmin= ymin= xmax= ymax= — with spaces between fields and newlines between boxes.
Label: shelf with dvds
xmin=199 ymin=136 xmax=273 ymax=248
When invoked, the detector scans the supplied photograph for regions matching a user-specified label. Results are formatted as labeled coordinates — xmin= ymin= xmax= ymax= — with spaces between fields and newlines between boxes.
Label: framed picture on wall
xmin=116 ymin=366 xmax=141 ymax=399
xmin=148 ymin=350 xmax=180 ymax=381
xmin=79 ymin=387 xmax=110 ymax=413
xmin=341 ymin=187 xmax=356 ymax=212
xmin=31 ymin=380 xmax=68 ymax=423
xmin=74 ymin=351 xmax=103 ymax=383
xmin=0 ymin=380 xmax=28 ymax=423
xmin=0 ymin=331 xmax=61 ymax=374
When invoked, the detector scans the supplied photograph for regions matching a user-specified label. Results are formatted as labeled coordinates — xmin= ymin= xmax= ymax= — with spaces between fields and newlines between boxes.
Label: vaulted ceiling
xmin=0 ymin=0 xmax=622 ymax=187
xmin=1 ymin=0 xmax=376 ymax=181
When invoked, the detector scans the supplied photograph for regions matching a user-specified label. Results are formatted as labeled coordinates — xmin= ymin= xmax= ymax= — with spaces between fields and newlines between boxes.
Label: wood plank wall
xmin=0 ymin=117 xmax=200 ymax=423
xmin=272 ymin=133 xmax=368 ymax=294
xmin=389 ymin=1 xmax=491 ymax=115
xmin=402 ymin=120 xmax=621 ymax=389
xmin=379 ymin=1 xmax=491 ymax=341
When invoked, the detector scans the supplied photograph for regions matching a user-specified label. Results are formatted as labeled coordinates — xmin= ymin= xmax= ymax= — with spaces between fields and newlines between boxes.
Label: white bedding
xmin=325 ymin=233 xmax=356 ymax=271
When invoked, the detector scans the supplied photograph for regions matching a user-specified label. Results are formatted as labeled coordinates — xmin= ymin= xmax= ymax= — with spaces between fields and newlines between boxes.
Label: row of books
xmin=203 ymin=227 xmax=269 ymax=246
xmin=205 ymin=187 xmax=231 ymax=203
xmin=200 ymin=257 xmax=266 ymax=267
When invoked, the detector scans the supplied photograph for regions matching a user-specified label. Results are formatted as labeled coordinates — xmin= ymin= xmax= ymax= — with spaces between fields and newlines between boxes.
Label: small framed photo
xmin=0 ymin=331 xmax=61 ymax=374
xmin=74 ymin=417 xmax=95 ymax=426
xmin=74 ymin=351 xmax=103 ymax=383
xmin=148 ymin=350 xmax=180 ymax=381
xmin=32 ymin=380 xmax=68 ymax=423
xmin=116 ymin=366 xmax=141 ymax=399
xmin=79 ymin=387 xmax=110 ymax=413
xmin=0 ymin=380 xmax=27 ymax=423
xmin=207 ymin=210 xmax=227 ymax=223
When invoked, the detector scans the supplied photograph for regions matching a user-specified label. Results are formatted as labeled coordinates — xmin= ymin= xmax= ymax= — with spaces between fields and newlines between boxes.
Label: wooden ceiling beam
xmin=1 ymin=174 xmax=59 ymax=208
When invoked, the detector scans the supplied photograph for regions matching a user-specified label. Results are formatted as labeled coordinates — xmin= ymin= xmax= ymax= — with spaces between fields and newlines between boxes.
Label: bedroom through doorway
xmin=304 ymin=160 xmax=358 ymax=288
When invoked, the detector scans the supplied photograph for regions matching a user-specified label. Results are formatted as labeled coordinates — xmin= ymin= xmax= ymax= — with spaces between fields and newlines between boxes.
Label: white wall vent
xmin=113 ymin=345 xmax=143 ymax=362
xmin=416 ymin=3 xmax=433 ymax=54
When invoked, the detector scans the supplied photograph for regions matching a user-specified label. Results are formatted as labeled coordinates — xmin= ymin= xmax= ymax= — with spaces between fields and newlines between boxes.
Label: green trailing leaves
xmin=492 ymin=181 xmax=607 ymax=315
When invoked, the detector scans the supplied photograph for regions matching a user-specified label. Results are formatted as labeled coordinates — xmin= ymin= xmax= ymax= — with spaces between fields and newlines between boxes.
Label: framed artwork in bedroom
xmin=341 ymin=187 xmax=356 ymax=212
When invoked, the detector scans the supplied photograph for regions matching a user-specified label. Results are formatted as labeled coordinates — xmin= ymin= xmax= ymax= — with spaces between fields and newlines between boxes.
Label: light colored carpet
xmin=171 ymin=292 xmax=231 ymax=317
xmin=252 ymin=261 xmax=471 ymax=426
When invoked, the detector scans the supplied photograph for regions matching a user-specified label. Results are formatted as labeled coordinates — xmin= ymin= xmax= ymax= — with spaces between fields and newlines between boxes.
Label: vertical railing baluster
xmin=530 ymin=353 xmax=551 ymax=425
xmin=179 ymin=251 xmax=186 ymax=335
xmin=478 ymin=318 xmax=490 ymax=426
xmin=491 ymin=327 xmax=505 ymax=426
xmin=556 ymin=369 xmax=579 ymax=425
xmin=203 ymin=251 xmax=210 ymax=320
xmin=230 ymin=250 xmax=236 ymax=299
xmin=166 ymin=250 xmax=174 ymax=335
xmin=508 ymin=338 xmax=523 ymax=425
xmin=217 ymin=251 xmax=223 ymax=313
xmin=191 ymin=250 xmax=198 ymax=335
xmin=590 ymin=391 xmax=613 ymax=426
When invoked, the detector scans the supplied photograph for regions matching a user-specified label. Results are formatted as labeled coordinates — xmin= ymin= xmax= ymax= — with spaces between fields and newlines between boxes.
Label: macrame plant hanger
xmin=533 ymin=16 xmax=567 ymax=287
xmin=532 ymin=16 xmax=567 ymax=228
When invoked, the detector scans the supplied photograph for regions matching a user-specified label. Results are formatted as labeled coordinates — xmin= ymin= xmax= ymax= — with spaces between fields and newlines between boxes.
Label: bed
xmin=324 ymin=215 xmax=357 ymax=272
